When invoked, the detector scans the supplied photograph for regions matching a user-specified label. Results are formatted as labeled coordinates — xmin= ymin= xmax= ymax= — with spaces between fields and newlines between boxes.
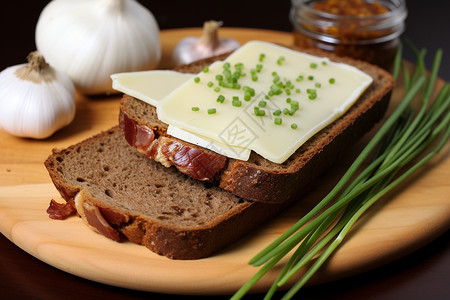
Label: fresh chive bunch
xmin=231 ymin=42 xmax=450 ymax=300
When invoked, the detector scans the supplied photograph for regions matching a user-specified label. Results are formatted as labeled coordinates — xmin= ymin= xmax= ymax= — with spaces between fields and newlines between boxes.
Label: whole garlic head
xmin=0 ymin=52 xmax=76 ymax=139
xmin=35 ymin=0 xmax=161 ymax=95
xmin=172 ymin=20 xmax=240 ymax=66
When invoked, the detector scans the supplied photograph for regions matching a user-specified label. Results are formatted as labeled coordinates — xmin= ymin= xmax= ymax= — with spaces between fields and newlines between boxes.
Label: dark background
xmin=0 ymin=1 xmax=449 ymax=300
xmin=1 ymin=0 xmax=450 ymax=80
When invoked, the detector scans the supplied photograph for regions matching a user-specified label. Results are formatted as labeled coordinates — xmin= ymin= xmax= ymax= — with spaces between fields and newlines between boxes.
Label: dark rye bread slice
xmin=44 ymin=126 xmax=285 ymax=260
xmin=119 ymin=47 xmax=394 ymax=204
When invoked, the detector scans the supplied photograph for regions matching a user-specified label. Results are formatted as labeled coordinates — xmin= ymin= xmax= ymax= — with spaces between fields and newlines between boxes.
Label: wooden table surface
xmin=1 ymin=1 xmax=449 ymax=300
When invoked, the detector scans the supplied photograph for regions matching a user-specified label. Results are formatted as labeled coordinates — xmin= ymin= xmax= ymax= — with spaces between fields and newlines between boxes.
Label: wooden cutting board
xmin=0 ymin=28 xmax=449 ymax=295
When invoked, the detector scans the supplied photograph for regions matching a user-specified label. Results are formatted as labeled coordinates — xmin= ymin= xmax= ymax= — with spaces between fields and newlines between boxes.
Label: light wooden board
xmin=0 ymin=28 xmax=449 ymax=295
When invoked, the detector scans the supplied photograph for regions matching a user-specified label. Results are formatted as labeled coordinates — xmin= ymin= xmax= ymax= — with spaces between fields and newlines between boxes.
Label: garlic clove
xmin=172 ymin=20 xmax=240 ymax=66
xmin=0 ymin=52 xmax=76 ymax=139
xmin=35 ymin=0 xmax=161 ymax=95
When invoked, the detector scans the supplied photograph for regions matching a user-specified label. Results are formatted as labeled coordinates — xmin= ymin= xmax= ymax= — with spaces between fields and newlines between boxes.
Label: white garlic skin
xmin=0 ymin=64 xmax=76 ymax=139
xmin=35 ymin=0 xmax=161 ymax=95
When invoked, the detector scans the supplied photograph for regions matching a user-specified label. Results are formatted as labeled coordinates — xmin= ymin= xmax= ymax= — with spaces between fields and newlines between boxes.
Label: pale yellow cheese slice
xmin=157 ymin=41 xmax=373 ymax=164
xmin=111 ymin=70 xmax=194 ymax=106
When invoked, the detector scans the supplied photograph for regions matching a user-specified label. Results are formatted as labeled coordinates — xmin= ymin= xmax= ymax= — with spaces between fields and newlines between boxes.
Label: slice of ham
xmin=120 ymin=110 xmax=227 ymax=181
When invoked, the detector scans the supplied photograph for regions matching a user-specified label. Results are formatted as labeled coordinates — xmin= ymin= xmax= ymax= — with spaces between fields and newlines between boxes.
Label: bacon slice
xmin=83 ymin=202 xmax=121 ymax=242
xmin=120 ymin=110 xmax=227 ymax=181
xmin=47 ymin=199 xmax=76 ymax=220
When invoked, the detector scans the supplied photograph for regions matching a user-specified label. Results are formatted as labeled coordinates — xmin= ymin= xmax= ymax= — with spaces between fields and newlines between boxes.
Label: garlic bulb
xmin=35 ymin=0 xmax=161 ymax=95
xmin=0 ymin=52 xmax=76 ymax=139
xmin=172 ymin=20 xmax=240 ymax=66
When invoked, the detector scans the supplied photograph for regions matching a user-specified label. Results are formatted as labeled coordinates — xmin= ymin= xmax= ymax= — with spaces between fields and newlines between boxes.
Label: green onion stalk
xmin=231 ymin=42 xmax=450 ymax=300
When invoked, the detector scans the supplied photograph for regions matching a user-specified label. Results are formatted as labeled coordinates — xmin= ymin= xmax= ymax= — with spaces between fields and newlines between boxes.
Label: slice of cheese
xmin=111 ymin=70 xmax=251 ymax=160
xmin=157 ymin=41 xmax=373 ymax=164
xmin=111 ymin=70 xmax=194 ymax=106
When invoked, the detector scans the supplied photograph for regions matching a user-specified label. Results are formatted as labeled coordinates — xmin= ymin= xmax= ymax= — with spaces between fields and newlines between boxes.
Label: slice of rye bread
xmin=45 ymin=126 xmax=289 ymax=260
xmin=119 ymin=46 xmax=395 ymax=204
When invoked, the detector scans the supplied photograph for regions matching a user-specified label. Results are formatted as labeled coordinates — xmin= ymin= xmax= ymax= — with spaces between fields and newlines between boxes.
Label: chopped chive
xmin=296 ymin=88 xmax=301 ymax=93
xmin=216 ymin=74 xmax=224 ymax=81
xmin=259 ymin=53 xmax=266 ymax=62
xmin=191 ymin=107 xmax=200 ymax=111
xmin=256 ymin=64 xmax=263 ymax=72
xmin=273 ymin=109 xmax=282 ymax=116
xmin=322 ymin=61 xmax=328 ymax=65
xmin=214 ymin=87 xmax=221 ymax=92
xmin=207 ymin=108 xmax=216 ymax=114
xmin=307 ymin=88 xmax=317 ymax=94
xmin=232 ymin=99 xmax=242 ymax=107
xmin=310 ymin=63 xmax=318 ymax=69
xmin=217 ymin=95 xmax=225 ymax=103
xmin=274 ymin=118 xmax=282 ymax=125
xmin=329 ymin=78 xmax=336 ymax=84
xmin=286 ymin=98 xmax=292 ymax=103
xmin=232 ymin=70 xmax=242 ymax=80
xmin=258 ymin=101 xmax=267 ymax=107
xmin=296 ymin=75 xmax=304 ymax=82
xmin=315 ymin=83 xmax=322 ymax=88
xmin=219 ymin=81 xmax=238 ymax=89
xmin=291 ymin=123 xmax=298 ymax=129
xmin=223 ymin=69 xmax=231 ymax=79
xmin=308 ymin=75 xmax=314 ymax=81
xmin=202 ymin=66 xmax=209 ymax=73
xmin=277 ymin=56 xmax=285 ymax=65
xmin=244 ymin=86 xmax=255 ymax=97
xmin=254 ymin=107 xmax=266 ymax=116
xmin=283 ymin=108 xmax=290 ymax=115
xmin=252 ymin=75 xmax=258 ymax=81
xmin=256 ymin=109 xmax=266 ymax=116
xmin=223 ymin=62 xmax=230 ymax=69
xmin=194 ymin=77 xmax=200 ymax=83
xmin=207 ymin=81 xmax=214 ymax=87
xmin=309 ymin=93 xmax=317 ymax=100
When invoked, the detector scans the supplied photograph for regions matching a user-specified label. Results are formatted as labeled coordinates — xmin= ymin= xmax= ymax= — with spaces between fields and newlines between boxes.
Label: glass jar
xmin=290 ymin=0 xmax=407 ymax=70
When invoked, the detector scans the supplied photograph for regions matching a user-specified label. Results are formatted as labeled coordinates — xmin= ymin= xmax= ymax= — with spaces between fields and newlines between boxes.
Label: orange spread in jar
xmin=313 ymin=0 xmax=388 ymax=16
xmin=292 ymin=0 xmax=402 ymax=70
xmin=313 ymin=0 xmax=389 ymax=41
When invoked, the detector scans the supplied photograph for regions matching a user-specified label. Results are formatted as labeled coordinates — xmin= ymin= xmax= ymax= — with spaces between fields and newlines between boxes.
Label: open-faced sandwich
xmin=45 ymin=41 xmax=394 ymax=259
